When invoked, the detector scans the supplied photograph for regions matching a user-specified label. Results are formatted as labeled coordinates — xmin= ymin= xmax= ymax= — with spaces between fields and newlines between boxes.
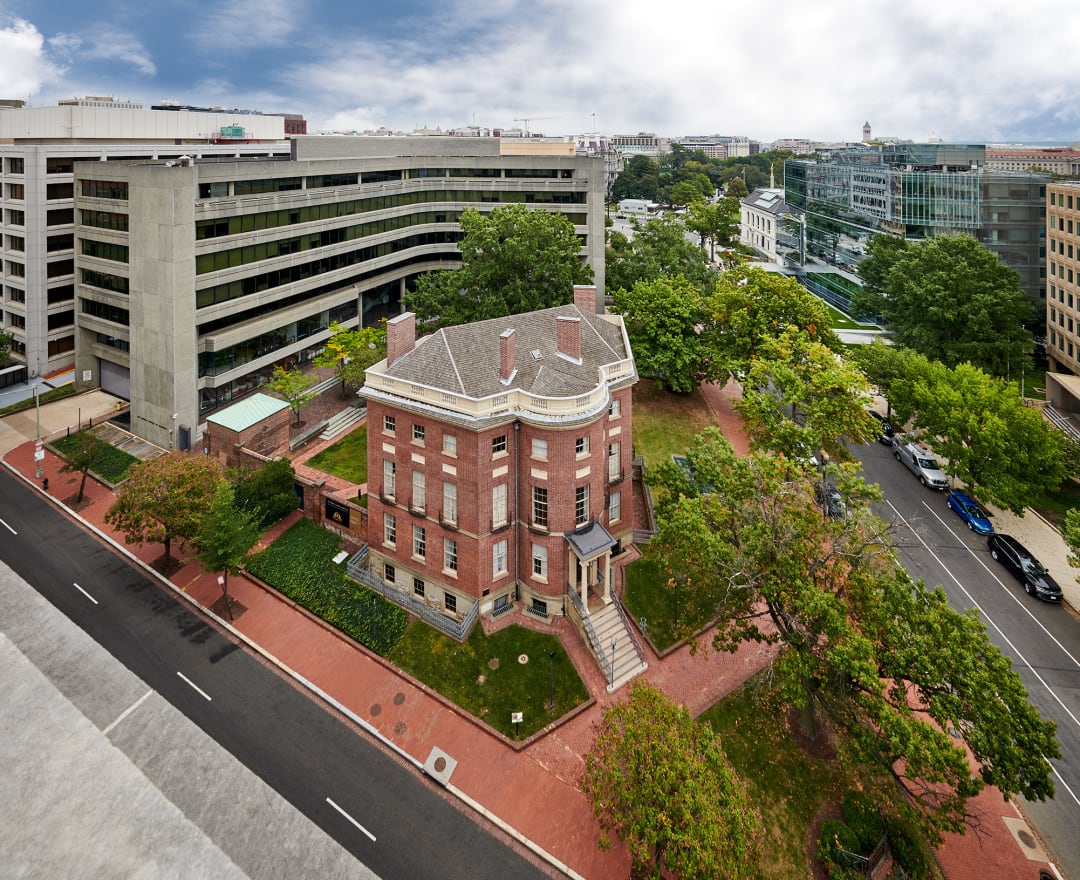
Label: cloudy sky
xmin=1 ymin=0 xmax=1077 ymax=145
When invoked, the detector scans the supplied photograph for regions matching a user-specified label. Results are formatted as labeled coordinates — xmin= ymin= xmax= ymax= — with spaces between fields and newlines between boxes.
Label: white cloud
xmin=193 ymin=0 xmax=300 ymax=51
xmin=50 ymin=27 xmax=157 ymax=77
xmin=0 ymin=18 xmax=63 ymax=99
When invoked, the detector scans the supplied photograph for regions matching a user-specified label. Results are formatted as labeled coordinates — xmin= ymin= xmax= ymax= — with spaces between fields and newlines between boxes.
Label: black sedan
xmin=986 ymin=533 xmax=1063 ymax=602
xmin=814 ymin=481 xmax=848 ymax=519
xmin=867 ymin=410 xmax=894 ymax=445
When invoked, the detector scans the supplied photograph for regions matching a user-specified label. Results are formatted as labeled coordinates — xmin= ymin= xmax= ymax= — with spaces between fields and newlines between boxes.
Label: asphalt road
xmin=0 ymin=471 xmax=549 ymax=880
xmin=853 ymin=440 xmax=1080 ymax=879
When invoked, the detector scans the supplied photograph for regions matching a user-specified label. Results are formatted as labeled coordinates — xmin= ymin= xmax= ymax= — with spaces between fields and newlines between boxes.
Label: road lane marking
xmin=176 ymin=671 xmax=212 ymax=701
xmin=919 ymin=501 xmax=1080 ymax=670
xmin=103 ymin=689 xmax=154 ymax=735
xmin=1049 ymin=760 xmax=1080 ymax=808
xmin=326 ymin=797 xmax=377 ymax=842
xmin=72 ymin=581 xmax=98 ymax=605
xmin=0 ymin=517 xmax=16 ymax=535
xmin=888 ymin=500 xmax=1080 ymax=734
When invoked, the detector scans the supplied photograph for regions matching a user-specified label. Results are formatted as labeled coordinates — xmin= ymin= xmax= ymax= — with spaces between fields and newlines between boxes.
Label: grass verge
xmin=632 ymin=379 xmax=716 ymax=469
xmin=305 ymin=423 xmax=368 ymax=484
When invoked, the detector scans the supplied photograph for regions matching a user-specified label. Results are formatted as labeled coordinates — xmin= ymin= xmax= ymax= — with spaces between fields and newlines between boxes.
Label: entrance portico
xmin=564 ymin=521 xmax=616 ymax=612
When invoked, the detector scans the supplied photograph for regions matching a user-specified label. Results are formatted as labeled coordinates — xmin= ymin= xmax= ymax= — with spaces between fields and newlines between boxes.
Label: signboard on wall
xmin=325 ymin=498 xmax=350 ymax=528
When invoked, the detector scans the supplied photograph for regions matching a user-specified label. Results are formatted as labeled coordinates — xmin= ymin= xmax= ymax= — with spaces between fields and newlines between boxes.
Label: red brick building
xmin=360 ymin=286 xmax=638 ymax=633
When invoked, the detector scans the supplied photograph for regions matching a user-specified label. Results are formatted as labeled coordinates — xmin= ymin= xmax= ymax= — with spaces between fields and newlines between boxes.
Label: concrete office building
xmin=1044 ymin=182 xmax=1080 ymax=421
xmin=0 ymin=99 xmax=290 ymax=382
xmin=72 ymin=136 xmax=606 ymax=449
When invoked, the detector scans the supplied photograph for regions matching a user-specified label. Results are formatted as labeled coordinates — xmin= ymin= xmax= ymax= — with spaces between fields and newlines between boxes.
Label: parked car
xmin=892 ymin=438 xmax=949 ymax=489
xmin=814 ymin=481 xmax=847 ymax=519
xmin=867 ymin=410 xmax=894 ymax=445
xmin=986 ymin=534 xmax=1063 ymax=602
xmin=945 ymin=490 xmax=994 ymax=535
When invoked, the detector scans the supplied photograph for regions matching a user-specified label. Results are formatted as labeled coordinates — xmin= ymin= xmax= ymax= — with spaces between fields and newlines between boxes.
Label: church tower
xmin=862 ymin=120 xmax=872 ymax=142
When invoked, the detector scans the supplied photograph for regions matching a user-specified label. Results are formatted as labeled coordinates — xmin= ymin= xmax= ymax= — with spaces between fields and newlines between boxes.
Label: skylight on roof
xmin=531 ymin=349 xmax=543 ymax=359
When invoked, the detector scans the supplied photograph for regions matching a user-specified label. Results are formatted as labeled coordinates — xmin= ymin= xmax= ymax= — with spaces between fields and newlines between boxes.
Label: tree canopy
xmin=685 ymin=199 xmax=740 ymax=262
xmin=606 ymin=213 xmax=718 ymax=295
xmin=405 ymin=204 xmax=592 ymax=328
xmin=0 ymin=328 xmax=12 ymax=366
xmin=646 ymin=430 xmax=1059 ymax=838
xmin=268 ymin=366 xmax=317 ymax=425
xmin=582 ymin=680 xmax=762 ymax=879
xmin=57 ymin=430 xmax=112 ymax=503
xmin=195 ymin=482 xmax=263 ymax=619
xmin=852 ymin=234 xmax=1033 ymax=376
xmin=313 ymin=321 xmax=386 ymax=396
xmin=105 ymin=452 xmax=224 ymax=568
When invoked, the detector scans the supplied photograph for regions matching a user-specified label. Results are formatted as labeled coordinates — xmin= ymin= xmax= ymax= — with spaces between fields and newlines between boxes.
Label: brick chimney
xmin=573 ymin=284 xmax=598 ymax=314
xmin=499 ymin=328 xmax=516 ymax=383
xmin=557 ymin=315 xmax=581 ymax=363
xmin=386 ymin=312 xmax=416 ymax=367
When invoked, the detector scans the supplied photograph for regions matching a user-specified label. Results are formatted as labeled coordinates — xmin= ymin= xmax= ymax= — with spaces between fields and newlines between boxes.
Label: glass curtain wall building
xmin=784 ymin=144 xmax=1047 ymax=305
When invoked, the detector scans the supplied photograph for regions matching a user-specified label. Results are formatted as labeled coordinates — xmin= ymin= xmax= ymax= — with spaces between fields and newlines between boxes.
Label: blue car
xmin=946 ymin=490 xmax=994 ymax=535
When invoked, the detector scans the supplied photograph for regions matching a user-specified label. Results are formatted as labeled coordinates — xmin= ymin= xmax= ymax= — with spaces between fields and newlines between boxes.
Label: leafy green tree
xmin=613 ymin=275 xmax=715 ymax=393
xmin=406 ymin=204 xmax=592 ymax=328
xmin=706 ymin=267 xmax=841 ymax=378
xmin=852 ymin=234 xmax=1033 ymax=376
xmin=57 ymin=430 xmax=112 ymax=503
xmin=646 ymin=430 xmax=1059 ymax=838
xmin=268 ymin=366 xmax=317 ymax=425
xmin=313 ymin=321 xmax=386 ymax=397
xmin=582 ymin=681 xmax=762 ymax=880
xmin=907 ymin=361 xmax=1068 ymax=512
xmin=195 ymin=482 xmax=263 ymax=620
xmin=611 ymin=155 xmax=660 ymax=202
xmin=725 ymin=177 xmax=749 ymax=200
xmin=0 ymin=328 xmax=12 ymax=366
xmin=852 ymin=234 xmax=911 ymax=304
xmin=669 ymin=179 xmax=706 ymax=208
xmin=1064 ymin=508 xmax=1080 ymax=581
xmin=606 ymin=214 xmax=718 ymax=295
xmin=232 ymin=457 xmax=299 ymax=527
xmin=847 ymin=340 xmax=928 ymax=420
xmin=105 ymin=452 xmax=224 ymax=569
xmin=685 ymin=199 xmax=740 ymax=262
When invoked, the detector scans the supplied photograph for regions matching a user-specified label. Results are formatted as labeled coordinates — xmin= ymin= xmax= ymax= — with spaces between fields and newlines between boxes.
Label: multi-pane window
xmin=609 ymin=398 xmax=621 ymax=418
xmin=575 ymin=485 xmax=589 ymax=525
xmin=384 ymin=563 xmax=396 ymax=583
xmin=412 ymin=525 xmax=426 ymax=559
xmin=575 ymin=436 xmax=589 ymax=455
xmin=493 ymin=539 xmax=508 ymax=577
xmin=413 ymin=577 xmax=425 ymax=597
xmin=531 ymin=437 xmax=548 ymax=459
xmin=443 ymin=433 xmax=457 ymax=456
xmin=412 ymin=470 xmax=426 ymax=511
xmin=384 ymin=513 xmax=396 ymax=545
xmin=412 ymin=423 xmax=425 ymax=443
xmin=383 ymin=414 xmax=395 ymax=434
xmin=444 ymin=538 xmax=458 ymax=572
xmin=532 ymin=544 xmax=548 ymax=578
xmin=609 ymin=491 xmax=622 ymax=523
xmin=533 ymin=486 xmax=548 ymax=528
xmin=443 ymin=482 xmax=457 ymax=524
xmin=492 ymin=434 xmax=507 ymax=455
xmin=492 ymin=483 xmax=507 ymax=528
xmin=444 ymin=593 xmax=457 ymax=613
xmin=608 ymin=442 xmax=621 ymax=481
xmin=383 ymin=460 xmax=396 ymax=499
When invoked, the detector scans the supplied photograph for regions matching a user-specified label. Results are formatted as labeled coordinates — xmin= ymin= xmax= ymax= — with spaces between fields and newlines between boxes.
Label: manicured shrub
xmin=884 ymin=812 xmax=936 ymax=879
xmin=843 ymin=789 xmax=884 ymax=853
xmin=818 ymin=818 xmax=860 ymax=867
xmin=234 ymin=458 xmax=300 ymax=527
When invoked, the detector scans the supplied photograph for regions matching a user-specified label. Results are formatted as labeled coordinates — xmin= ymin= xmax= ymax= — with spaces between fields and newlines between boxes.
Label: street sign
xmin=34 ymin=450 xmax=45 ymax=462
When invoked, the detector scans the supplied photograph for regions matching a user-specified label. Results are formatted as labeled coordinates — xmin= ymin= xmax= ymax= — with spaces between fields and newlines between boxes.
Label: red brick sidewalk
xmin=3 ymin=431 xmax=1060 ymax=880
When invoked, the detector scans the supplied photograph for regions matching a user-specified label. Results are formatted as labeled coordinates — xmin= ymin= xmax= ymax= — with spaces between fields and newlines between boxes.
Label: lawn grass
xmin=631 ymin=378 xmax=716 ymax=469
xmin=624 ymin=553 xmax=728 ymax=653
xmin=1032 ymin=477 xmax=1080 ymax=527
xmin=305 ymin=423 xmax=368 ymax=484
xmin=50 ymin=431 xmax=138 ymax=483
xmin=818 ymin=298 xmax=878 ymax=331
xmin=388 ymin=622 xmax=589 ymax=739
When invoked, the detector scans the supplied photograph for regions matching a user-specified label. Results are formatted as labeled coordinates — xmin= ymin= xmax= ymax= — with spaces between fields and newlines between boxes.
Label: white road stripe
xmin=326 ymin=797 xmax=377 ymax=842
xmin=176 ymin=671 xmax=212 ymax=701
xmin=0 ymin=517 xmax=16 ymax=535
xmin=102 ymin=689 xmax=154 ymax=735
xmin=72 ymin=581 xmax=98 ymax=605
xmin=1048 ymin=760 xmax=1080 ymax=808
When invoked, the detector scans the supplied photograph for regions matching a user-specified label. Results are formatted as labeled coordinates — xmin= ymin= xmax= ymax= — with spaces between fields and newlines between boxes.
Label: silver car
xmin=892 ymin=437 xmax=949 ymax=489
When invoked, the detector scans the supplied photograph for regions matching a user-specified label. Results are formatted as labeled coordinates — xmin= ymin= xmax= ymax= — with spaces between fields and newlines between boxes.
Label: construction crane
xmin=512 ymin=115 xmax=559 ymax=136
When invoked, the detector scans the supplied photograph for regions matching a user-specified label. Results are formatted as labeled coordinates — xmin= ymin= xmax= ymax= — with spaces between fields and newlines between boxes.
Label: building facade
xmin=361 ymin=287 xmax=637 ymax=631
xmin=986 ymin=147 xmax=1080 ymax=176
xmin=1046 ymin=183 xmax=1080 ymax=377
xmin=0 ymin=101 xmax=290 ymax=380
xmin=740 ymin=188 xmax=791 ymax=264
xmin=784 ymin=144 xmax=1048 ymax=303
xmin=71 ymin=136 xmax=606 ymax=448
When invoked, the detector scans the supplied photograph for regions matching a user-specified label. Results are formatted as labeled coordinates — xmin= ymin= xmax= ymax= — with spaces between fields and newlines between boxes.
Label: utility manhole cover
xmin=1018 ymin=829 xmax=1036 ymax=848
xmin=393 ymin=692 xmax=405 ymax=706
xmin=370 ymin=703 xmax=382 ymax=716
xmin=434 ymin=756 xmax=447 ymax=773
xmin=518 ymin=654 xmax=529 ymax=664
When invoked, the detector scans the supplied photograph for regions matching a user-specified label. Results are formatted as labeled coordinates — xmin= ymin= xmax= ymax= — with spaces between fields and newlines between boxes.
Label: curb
xmin=0 ymin=454 xmax=582 ymax=879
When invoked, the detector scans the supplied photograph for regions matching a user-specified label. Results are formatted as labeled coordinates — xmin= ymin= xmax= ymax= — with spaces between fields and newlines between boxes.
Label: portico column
xmin=602 ymin=553 xmax=612 ymax=603
xmin=579 ymin=555 xmax=588 ymax=609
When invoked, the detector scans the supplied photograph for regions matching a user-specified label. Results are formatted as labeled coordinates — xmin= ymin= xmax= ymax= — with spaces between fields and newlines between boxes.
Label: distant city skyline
xmin=2 ymin=0 xmax=1079 ymax=145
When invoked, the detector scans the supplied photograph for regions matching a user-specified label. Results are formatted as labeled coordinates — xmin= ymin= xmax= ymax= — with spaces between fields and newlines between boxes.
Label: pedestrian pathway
xmin=1 ymin=387 xmax=1064 ymax=880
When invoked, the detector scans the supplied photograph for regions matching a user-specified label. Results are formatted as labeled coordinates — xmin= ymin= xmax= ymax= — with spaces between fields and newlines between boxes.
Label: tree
xmin=57 ymin=430 xmax=112 ymax=503
xmin=611 ymin=155 xmax=660 ymax=202
xmin=669 ymin=179 xmax=706 ymax=209
xmin=0 ymin=328 xmax=12 ymax=366
xmin=606 ymin=214 xmax=718 ymax=295
xmin=905 ymin=361 xmax=1068 ymax=512
xmin=105 ymin=452 xmax=224 ymax=569
xmin=613 ymin=275 xmax=715 ymax=393
xmin=1064 ymin=509 xmax=1080 ymax=583
xmin=582 ymin=681 xmax=762 ymax=879
xmin=313 ymin=321 xmax=387 ymax=397
xmin=232 ymin=457 xmax=300 ymax=527
xmin=725 ymin=177 xmax=749 ymax=200
xmin=195 ymin=483 xmax=262 ymax=621
xmin=646 ymin=430 xmax=1059 ymax=837
xmin=405 ymin=204 xmax=592 ymax=328
xmin=852 ymin=234 xmax=911 ymax=306
xmin=268 ymin=366 xmax=317 ymax=425
xmin=847 ymin=340 xmax=928 ymax=420
xmin=685 ymin=199 xmax=740 ymax=262
xmin=852 ymin=234 xmax=1033 ymax=376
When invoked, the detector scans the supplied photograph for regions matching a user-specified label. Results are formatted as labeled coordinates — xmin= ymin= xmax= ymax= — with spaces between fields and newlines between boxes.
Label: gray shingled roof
xmin=384 ymin=304 xmax=630 ymax=399
xmin=742 ymin=188 xmax=790 ymax=215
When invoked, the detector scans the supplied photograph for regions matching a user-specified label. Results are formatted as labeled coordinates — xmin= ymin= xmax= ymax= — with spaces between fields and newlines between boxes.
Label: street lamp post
xmin=34 ymin=385 xmax=43 ymax=480
xmin=548 ymin=650 xmax=555 ymax=710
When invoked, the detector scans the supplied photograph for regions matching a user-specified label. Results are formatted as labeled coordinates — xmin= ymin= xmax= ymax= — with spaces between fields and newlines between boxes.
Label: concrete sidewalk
xmin=2 ymin=386 xmax=1065 ymax=879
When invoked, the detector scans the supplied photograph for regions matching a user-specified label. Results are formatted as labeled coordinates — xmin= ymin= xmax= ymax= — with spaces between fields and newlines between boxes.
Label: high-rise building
xmin=72 ymin=136 xmax=606 ymax=449
xmin=0 ymin=100 xmax=291 ymax=381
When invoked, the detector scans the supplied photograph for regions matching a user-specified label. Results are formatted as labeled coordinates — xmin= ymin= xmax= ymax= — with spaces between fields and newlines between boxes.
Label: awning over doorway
xmin=564 ymin=520 xmax=616 ymax=562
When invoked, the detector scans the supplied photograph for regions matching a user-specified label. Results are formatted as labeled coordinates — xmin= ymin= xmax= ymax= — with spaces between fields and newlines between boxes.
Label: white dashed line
xmin=176 ymin=671 xmax=212 ymax=701
xmin=0 ymin=517 xmax=16 ymax=535
xmin=73 ymin=581 xmax=98 ymax=605
xmin=326 ymin=797 xmax=377 ymax=842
